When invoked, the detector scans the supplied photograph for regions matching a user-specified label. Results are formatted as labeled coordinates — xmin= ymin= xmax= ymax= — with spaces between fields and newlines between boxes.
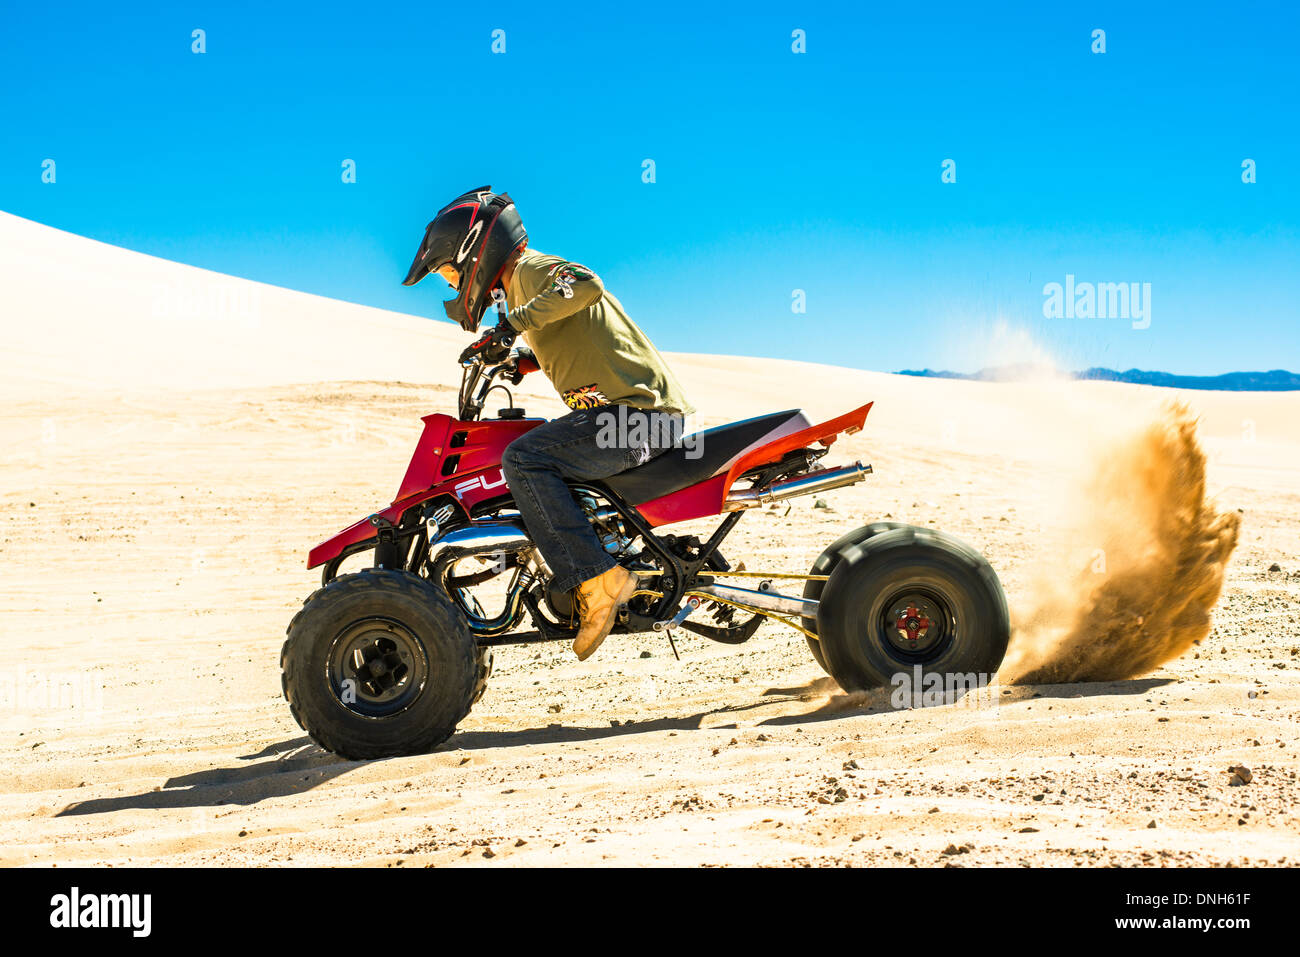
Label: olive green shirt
xmin=504 ymin=249 xmax=694 ymax=416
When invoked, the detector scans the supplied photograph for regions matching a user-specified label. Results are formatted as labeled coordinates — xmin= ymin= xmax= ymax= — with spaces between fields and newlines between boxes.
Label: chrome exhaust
xmin=428 ymin=517 xmax=535 ymax=586
xmin=427 ymin=517 xmax=536 ymax=638
xmin=722 ymin=461 xmax=871 ymax=512
xmin=429 ymin=516 xmax=532 ymax=556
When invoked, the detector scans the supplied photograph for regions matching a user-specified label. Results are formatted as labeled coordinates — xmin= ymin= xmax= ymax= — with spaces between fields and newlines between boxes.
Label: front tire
xmin=281 ymin=569 xmax=481 ymax=759
xmin=815 ymin=526 xmax=1009 ymax=693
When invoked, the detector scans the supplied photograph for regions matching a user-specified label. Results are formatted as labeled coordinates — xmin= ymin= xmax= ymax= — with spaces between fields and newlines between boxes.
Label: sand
xmin=2 ymin=211 xmax=1297 ymax=866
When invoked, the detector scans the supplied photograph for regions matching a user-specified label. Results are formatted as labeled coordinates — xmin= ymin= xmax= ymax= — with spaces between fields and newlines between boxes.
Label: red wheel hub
xmin=894 ymin=605 xmax=932 ymax=643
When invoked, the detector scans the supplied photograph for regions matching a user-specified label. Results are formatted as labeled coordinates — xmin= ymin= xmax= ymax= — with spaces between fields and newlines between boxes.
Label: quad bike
xmin=282 ymin=332 xmax=1011 ymax=760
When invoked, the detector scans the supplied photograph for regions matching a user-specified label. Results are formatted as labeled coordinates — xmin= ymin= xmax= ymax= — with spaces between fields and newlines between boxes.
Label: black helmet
xmin=402 ymin=185 xmax=527 ymax=332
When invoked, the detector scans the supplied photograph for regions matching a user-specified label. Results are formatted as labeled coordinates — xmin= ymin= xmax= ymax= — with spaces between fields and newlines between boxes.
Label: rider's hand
xmin=459 ymin=322 xmax=516 ymax=364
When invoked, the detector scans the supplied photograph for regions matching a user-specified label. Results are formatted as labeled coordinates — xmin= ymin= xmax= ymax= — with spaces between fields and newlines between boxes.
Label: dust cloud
xmin=999 ymin=401 xmax=1240 ymax=684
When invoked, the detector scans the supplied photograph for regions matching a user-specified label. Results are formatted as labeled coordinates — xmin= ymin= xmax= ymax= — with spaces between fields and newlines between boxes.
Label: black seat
xmin=603 ymin=409 xmax=810 ymax=505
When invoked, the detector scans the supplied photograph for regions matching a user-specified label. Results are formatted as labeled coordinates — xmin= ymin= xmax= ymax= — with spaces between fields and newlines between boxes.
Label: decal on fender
xmin=453 ymin=468 xmax=508 ymax=499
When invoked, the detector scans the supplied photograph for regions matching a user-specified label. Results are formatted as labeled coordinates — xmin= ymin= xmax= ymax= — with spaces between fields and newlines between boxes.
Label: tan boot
xmin=571 ymin=565 xmax=639 ymax=661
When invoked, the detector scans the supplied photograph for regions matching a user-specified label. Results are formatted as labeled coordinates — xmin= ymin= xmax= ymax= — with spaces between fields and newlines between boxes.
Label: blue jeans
xmin=501 ymin=405 xmax=683 ymax=594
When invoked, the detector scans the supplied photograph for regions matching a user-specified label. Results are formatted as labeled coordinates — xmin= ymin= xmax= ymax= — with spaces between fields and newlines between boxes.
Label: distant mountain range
xmin=896 ymin=365 xmax=1300 ymax=391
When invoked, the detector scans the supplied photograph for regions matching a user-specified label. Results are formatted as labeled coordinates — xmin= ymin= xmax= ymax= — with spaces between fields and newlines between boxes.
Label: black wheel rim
xmin=327 ymin=618 xmax=428 ymax=718
xmin=876 ymin=587 xmax=956 ymax=664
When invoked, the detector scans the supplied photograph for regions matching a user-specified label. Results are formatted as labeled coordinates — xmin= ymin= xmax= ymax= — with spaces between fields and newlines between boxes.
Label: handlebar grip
xmin=458 ymin=322 xmax=518 ymax=365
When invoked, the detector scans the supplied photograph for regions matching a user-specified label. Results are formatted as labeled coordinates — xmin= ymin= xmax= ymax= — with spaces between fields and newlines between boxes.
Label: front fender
xmin=306 ymin=509 xmax=400 ymax=570
xmin=306 ymin=494 xmax=466 ymax=570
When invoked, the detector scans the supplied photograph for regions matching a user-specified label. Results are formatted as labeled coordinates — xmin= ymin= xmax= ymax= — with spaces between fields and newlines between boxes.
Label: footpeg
xmin=655 ymin=596 xmax=701 ymax=661
xmin=653 ymin=596 xmax=701 ymax=632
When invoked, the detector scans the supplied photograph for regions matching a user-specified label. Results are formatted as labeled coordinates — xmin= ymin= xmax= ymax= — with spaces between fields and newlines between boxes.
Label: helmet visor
xmin=401 ymin=218 xmax=449 ymax=287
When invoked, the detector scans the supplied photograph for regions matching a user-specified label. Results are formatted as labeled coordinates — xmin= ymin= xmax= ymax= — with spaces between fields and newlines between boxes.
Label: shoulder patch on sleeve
xmin=548 ymin=262 xmax=597 ymax=299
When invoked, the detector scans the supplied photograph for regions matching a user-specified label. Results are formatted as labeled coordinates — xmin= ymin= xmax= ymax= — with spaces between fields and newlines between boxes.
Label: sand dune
xmin=1 ymin=211 xmax=1296 ymax=866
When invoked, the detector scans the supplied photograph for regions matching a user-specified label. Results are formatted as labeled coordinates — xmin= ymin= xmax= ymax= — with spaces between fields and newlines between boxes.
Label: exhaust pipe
xmin=428 ymin=517 xmax=535 ymax=577
xmin=722 ymin=461 xmax=871 ymax=512
xmin=430 ymin=516 xmax=532 ymax=555
xmin=428 ymin=517 xmax=536 ymax=638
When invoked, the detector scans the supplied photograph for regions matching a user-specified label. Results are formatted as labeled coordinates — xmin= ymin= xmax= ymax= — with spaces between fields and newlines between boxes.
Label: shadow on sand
xmin=55 ymin=675 xmax=1171 ymax=816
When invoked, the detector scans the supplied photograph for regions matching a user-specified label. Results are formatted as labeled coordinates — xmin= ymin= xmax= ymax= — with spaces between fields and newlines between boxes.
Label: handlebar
xmin=455 ymin=289 xmax=539 ymax=419
xmin=456 ymin=342 xmax=539 ymax=421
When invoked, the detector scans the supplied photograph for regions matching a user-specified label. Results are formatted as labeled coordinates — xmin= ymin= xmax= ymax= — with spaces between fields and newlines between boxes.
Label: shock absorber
xmin=370 ymin=514 xmax=401 ymax=569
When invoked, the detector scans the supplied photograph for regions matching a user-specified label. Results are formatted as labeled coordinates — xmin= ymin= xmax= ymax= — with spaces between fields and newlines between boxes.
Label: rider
xmin=402 ymin=186 xmax=695 ymax=661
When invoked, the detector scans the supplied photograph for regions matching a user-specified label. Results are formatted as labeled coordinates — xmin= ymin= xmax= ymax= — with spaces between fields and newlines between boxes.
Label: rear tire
xmin=802 ymin=522 xmax=905 ymax=673
xmin=281 ymin=569 xmax=481 ymax=760
xmin=815 ymin=526 xmax=1009 ymax=694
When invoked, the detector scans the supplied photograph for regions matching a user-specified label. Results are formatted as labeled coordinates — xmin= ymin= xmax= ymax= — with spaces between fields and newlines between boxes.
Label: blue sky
xmin=2 ymin=0 xmax=1296 ymax=375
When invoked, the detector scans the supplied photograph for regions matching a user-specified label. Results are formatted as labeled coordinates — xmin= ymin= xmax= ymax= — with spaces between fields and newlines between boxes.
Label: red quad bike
xmin=282 ymin=340 xmax=1011 ymax=760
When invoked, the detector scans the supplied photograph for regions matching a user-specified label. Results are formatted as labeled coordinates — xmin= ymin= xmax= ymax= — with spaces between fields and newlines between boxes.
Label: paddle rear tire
xmin=814 ymin=526 xmax=1010 ymax=694
xmin=802 ymin=522 xmax=905 ymax=673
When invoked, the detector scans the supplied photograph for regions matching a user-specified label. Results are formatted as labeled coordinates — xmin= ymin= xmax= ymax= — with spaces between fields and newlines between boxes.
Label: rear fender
xmin=636 ymin=474 xmax=728 ymax=527
xmin=720 ymin=402 xmax=873 ymax=497
xmin=628 ymin=402 xmax=874 ymax=529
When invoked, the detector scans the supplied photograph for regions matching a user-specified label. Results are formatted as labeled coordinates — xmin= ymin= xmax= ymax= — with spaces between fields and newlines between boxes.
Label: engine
xmin=575 ymin=492 xmax=636 ymax=558
xmin=539 ymin=494 xmax=639 ymax=622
